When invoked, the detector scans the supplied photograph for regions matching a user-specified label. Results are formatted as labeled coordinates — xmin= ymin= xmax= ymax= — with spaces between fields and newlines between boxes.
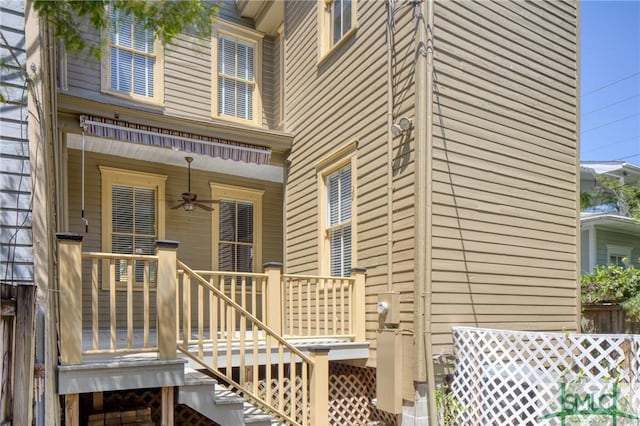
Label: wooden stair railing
xmin=176 ymin=260 xmax=329 ymax=425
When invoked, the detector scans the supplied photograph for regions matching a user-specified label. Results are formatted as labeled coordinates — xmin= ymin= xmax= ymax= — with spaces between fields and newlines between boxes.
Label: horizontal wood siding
xmin=0 ymin=0 xmax=33 ymax=285
xmin=430 ymin=0 xmax=579 ymax=354
xmin=285 ymin=1 xmax=417 ymax=364
xmin=64 ymin=2 xmax=278 ymax=130
xmin=67 ymin=149 xmax=282 ymax=327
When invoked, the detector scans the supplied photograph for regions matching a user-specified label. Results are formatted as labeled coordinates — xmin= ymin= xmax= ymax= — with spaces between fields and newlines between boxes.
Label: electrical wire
xmin=581 ymin=93 xmax=639 ymax=117
xmin=581 ymin=71 xmax=640 ymax=97
xmin=581 ymin=135 xmax=640 ymax=154
xmin=580 ymin=113 xmax=640 ymax=134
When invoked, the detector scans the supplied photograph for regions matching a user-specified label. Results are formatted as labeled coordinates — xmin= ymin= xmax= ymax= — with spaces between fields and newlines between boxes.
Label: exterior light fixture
xmin=391 ymin=117 xmax=412 ymax=137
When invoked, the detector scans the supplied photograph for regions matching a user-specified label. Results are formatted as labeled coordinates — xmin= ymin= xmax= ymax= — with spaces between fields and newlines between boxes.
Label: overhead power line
xmin=581 ymin=94 xmax=640 ymax=117
xmin=580 ymin=113 xmax=640 ymax=134
xmin=582 ymin=71 xmax=640 ymax=97
xmin=613 ymin=153 xmax=640 ymax=161
xmin=581 ymin=135 xmax=639 ymax=153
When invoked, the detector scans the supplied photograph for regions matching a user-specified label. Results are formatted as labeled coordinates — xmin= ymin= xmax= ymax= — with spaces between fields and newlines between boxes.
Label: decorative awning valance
xmin=79 ymin=115 xmax=271 ymax=165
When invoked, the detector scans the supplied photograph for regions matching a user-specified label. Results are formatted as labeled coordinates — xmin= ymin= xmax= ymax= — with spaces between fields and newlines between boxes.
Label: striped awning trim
xmin=79 ymin=115 xmax=271 ymax=165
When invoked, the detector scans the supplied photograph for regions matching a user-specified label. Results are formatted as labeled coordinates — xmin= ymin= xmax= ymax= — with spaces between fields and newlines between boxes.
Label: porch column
xmin=351 ymin=267 xmax=367 ymax=342
xmin=156 ymin=240 xmax=179 ymax=360
xmin=264 ymin=262 xmax=283 ymax=334
xmin=309 ymin=346 xmax=330 ymax=426
xmin=56 ymin=233 xmax=83 ymax=365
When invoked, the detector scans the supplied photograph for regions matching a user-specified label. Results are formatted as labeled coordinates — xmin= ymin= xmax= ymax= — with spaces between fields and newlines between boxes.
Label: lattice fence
xmin=450 ymin=327 xmax=640 ymax=425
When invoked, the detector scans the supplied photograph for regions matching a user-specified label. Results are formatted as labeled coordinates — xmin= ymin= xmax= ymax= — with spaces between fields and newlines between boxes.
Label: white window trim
xmin=606 ymin=244 xmax=631 ymax=266
xmin=316 ymin=140 xmax=357 ymax=276
xmin=277 ymin=23 xmax=285 ymax=128
xmin=100 ymin=10 xmax=165 ymax=105
xmin=211 ymin=20 xmax=264 ymax=126
xmin=99 ymin=166 xmax=167 ymax=289
xmin=317 ymin=0 xmax=358 ymax=64
xmin=210 ymin=183 xmax=264 ymax=271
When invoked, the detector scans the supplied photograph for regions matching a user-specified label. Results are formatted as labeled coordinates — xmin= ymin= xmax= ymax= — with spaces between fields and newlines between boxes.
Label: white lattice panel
xmin=450 ymin=327 xmax=640 ymax=425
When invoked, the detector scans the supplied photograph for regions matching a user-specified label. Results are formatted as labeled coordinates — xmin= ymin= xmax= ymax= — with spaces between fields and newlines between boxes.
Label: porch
xmin=56 ymin=234 xmax=368 ymax=425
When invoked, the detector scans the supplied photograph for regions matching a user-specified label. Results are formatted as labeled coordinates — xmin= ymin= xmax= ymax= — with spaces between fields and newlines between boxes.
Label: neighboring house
xmin=580 ymin=161 xmax=640 ymax=274
xmin=15 ymin=0 xmax=578 ymax=425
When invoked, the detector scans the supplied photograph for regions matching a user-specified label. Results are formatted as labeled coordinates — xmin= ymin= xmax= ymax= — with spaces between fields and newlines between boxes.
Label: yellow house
xmin=21 ymin=0 xmax=579 ymax=424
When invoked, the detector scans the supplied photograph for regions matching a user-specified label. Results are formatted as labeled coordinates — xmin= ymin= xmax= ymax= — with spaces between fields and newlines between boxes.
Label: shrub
xmin=581 ymin=261 xmax=640 ymax=322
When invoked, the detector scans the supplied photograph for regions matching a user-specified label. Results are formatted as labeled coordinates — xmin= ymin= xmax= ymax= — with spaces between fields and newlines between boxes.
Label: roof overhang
xmin=580 ymin=213 xmax=640 ymax=235
xmin=235 ymin=0 xmax=283 ymax=35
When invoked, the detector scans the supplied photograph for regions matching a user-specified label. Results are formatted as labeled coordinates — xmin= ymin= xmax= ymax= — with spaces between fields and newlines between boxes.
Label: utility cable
xmin=581 ymin=71 xmax=639 ymax=97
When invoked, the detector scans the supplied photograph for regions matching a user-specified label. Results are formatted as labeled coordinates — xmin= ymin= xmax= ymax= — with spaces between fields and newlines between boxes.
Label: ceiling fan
xmin=171 ymin=157 xmax=217 ymax=212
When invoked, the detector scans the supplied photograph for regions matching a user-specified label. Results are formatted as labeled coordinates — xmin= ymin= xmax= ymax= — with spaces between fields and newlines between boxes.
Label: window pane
xmin=111 ymin=10 xmax=132 ymax=48
xmin=219 ymin=77 xmax=236 ymax=116
xmin=219 ymin=37 xmax=236 ymax=76
xmin=134 ymin=24 xmax=152 ymax=53
xmin=219 ymin=242 xmax=234 ymax=271
xmin=219 ymin=200 xmax=236 ymax=242
xmin=134 ymin=187 xmax=156 ymax=234
xmin=111 ymin=48 xmax=132 ymax=93
xmin=133 ymin=54 xmax=154 ymax=97
xmin=112 ymin=185 xmax=133 ymax=233
xmin=340 ymin=165 xmax=351 ymax=221
xmin=332 ymin=0 xmax=342 ymax=45
xmin=329 ymin=225 xmax=351 ymax=277
xmin=237 ymin=202 xmax=253 ymax=243
xmin=237 ymin=42 xmax=254 ymax=80
xmin=236 ymin=245 xmax=253 ymax=273
xmin=342 ymin=0 xmax=352 ymax=36
xmin=237 ymin=82 xmax=253 ymax=120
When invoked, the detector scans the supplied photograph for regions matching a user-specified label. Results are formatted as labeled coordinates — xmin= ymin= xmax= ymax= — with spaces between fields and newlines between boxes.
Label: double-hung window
xmin=211 ymin=184 xmax=263 ymax=272
xmin=326 ymin=165 xmax=352 ymax=277
xmin=319 ymin=0 xmax=357 ymax=58
xmin=102 ymin=8 xmax=163 ymax=103
xmin=213 ymin=23 xmax=263 ymax=125
xmin=100 ymin=167 xmax=166 ymax=288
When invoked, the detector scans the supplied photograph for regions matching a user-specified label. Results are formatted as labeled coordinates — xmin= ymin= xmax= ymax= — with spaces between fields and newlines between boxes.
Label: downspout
xmin=414 ymin=0 xmax=438 ymax=422
xmin=386 ymin=0 xmax=394 ymax=291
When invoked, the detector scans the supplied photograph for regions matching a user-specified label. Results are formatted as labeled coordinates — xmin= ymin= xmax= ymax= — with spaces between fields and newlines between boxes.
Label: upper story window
xmin=101 ymin=8 xmax=164 ymax=104
xmin=319 ymin=0 xmax=357 ymax=60
xmin=212 ymin=22 xmax=263 ymax=126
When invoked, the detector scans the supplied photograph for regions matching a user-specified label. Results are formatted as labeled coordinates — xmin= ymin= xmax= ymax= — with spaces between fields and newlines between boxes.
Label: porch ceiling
xmin=67 ymin=133 xmax=284 ymax=183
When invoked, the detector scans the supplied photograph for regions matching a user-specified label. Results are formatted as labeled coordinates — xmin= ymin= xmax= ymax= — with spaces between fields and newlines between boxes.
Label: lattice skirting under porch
xmin=329 ymin=363 xmax=397 ymax=426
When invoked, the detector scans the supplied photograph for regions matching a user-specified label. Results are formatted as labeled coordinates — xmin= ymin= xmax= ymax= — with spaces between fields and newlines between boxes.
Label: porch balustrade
xmin=56 ymin=233 xmax=366 ymax=425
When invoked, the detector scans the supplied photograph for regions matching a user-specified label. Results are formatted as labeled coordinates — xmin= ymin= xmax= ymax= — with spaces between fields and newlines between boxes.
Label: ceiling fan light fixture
xmin=184 ymin=202 xmax=194 ymax=213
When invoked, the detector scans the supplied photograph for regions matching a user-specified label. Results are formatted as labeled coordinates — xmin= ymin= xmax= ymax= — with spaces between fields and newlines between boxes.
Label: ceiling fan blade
xmin=192 ymin=199 xmax=219 ymax=204
xmin=193 ymin=202 xmax=214 ymax=211
xmin=171 ymin=202 xmax=186 ymax=210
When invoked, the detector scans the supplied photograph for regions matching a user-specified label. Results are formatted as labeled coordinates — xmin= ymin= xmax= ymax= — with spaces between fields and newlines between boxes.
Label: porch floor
xmin=80 ymin=329 xmax=369 ymax=367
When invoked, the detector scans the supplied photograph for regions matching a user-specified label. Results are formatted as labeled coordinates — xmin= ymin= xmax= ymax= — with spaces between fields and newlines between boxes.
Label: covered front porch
xmin=56 ymin=234 xmax=368 ymax=425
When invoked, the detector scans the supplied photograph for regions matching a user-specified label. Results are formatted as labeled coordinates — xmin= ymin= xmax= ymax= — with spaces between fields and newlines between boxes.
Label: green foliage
xmin=581 ymin=261 xmax=640 ymax=322
xmin=584 ymin=174 xmax=640 ymax=219
xmin=33 ymin=0 xmax=219 ymax=57
xmin=435 ymin=382 xmax=465 ymax=426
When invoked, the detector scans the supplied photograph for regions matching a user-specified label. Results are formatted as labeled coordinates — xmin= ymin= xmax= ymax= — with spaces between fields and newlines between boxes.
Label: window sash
xmin=111 ymin=185 xmax=157 ymax=283
xmin=109 ymin=8 xmax=156 ymax=97
xmin=326 ymin=164 xmax=352 ymax=277
xmin=217 ymin=35 xmax=255 ymax=120
xmin=218 ymin=199 xmax=255 ymax=272
xmin=330 ymin=0 xmax=352 ymax=45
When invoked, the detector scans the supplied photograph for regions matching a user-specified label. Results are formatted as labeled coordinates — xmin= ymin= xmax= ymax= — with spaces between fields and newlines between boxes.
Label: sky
xmin=580 ymin=0 xmax=640 ymax=164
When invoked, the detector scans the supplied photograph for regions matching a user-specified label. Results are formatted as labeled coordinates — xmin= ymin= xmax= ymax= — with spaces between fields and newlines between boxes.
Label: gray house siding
xmin=63 ymin=2 xmax=280 ymax=131
xmin=0 ymin=0 xmax=33 ymax=285
xmin=595 ymin=228 xmax=640 ymax=269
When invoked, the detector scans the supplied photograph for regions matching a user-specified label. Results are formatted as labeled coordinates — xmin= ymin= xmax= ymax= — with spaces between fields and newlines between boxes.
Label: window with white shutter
xmin=102 ymin=8 xmax=164 ymax=104
xmin=326 ymin=165 xmax=352 ymax=277
xmin=100 ymin=167 xmax=166 ymax=288
xmin=212 ymin=22 xmax=263 ymax=125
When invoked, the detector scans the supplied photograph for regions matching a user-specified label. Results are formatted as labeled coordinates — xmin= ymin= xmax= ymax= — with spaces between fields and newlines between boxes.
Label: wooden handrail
xmin=176 ymin=262 xmax=317 ymax=425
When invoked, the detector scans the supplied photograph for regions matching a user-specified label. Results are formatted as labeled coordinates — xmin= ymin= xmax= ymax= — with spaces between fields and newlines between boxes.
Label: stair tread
xmin=183 ymin=367 xmax=217 ymax=386
xmin=214 ymin=384 xmax=245 ymax=405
